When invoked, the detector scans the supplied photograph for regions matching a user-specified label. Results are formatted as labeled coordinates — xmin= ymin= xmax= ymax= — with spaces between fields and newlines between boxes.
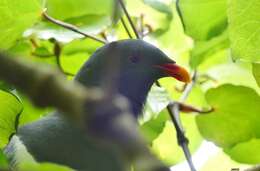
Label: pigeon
xmin=4 ymin=39 xmax=190 ymax=171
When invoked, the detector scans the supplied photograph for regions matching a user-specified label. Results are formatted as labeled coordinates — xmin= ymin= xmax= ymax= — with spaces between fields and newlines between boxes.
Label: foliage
xmin=0 ymin=0 xmax=260 ymax=170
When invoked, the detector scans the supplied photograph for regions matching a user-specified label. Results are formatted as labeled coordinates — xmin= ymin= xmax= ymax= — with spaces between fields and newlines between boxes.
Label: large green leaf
xmin=0 ymin=0 xmax=41 ymax=49
xmin=225 ymin=138 xmax=260 ymax=164
xmin=0 ymin=90 xmax=23 ymax=148
xmin=228 ymin=0 xmax=260 ymax=62
xmin=190 ymin=30 xmax=229 ymax=69
xmin=196 ymin=84 xmax=260 ymax=163
xmin=178 ymin=0 xmax=227 ymax=40
xmin=46 ymin=0 xmax=113 ymax=20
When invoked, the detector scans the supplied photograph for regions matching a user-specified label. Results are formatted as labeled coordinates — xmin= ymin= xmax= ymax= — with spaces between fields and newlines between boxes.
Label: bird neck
xmin=117 ymin=73 xmax=154 ymax=117
xmin=75 ymin=70 xmax=155 ymax=118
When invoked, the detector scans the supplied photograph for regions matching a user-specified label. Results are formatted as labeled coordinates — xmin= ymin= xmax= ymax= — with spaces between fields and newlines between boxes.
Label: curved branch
xmin=42 ymin=10 xmax=107 ymax=44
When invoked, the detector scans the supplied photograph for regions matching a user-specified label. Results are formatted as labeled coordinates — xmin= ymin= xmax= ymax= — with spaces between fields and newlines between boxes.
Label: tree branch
xmin=42 ymin=10 xmax=107 ymax=44
xmin=0 ymin=52 xmax=95 ymax=121
xmin=167 ymin=72 xmax=198 ymax=171
xmin=0 ymin=52 xmax=170 ymax=171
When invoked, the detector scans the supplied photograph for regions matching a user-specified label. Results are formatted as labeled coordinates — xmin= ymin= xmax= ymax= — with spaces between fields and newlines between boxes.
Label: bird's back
xmin=5 ymin=113 xmax=124 ymax=171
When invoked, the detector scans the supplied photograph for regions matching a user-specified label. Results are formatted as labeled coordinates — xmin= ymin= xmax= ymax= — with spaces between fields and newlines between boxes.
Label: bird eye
xmin=129 ymin=54 xmax=140 ymax=63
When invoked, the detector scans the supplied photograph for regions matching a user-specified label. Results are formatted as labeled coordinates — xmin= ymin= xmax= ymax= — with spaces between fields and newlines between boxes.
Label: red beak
xmin=155 ymin=63 xmax=191 ymax=83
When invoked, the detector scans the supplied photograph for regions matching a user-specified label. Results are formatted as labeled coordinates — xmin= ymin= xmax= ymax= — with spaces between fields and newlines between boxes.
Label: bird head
xmin=76 ymin=39 xmax=190 ymax=117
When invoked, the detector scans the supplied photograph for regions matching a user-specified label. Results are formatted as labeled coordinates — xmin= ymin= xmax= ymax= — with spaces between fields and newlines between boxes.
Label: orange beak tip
xmin=155 ymin=63 xmax=191 ymax=83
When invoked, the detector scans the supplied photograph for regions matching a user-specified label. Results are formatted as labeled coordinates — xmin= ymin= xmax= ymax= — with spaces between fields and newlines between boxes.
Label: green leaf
xmin=26 ymin=0 xmax=114 ymax=42
xmin=202 ymin=62 xmax=260 ymax=94
xmin=140 ymin=110 xmax=168 ymax=143
xmin=252 ymin=63 xmax=260 ymax=87
xmin=126 ymin=0 xmax=173 ymax=34
xmin=62 ymin=39 xmax=103 ymax=55
xmin=228 ymin=0 xmax=260 ymax=62
xmin=149 ymin=3 xmax=192 ymax=59
xmin=178 ymin=0 xmax=227 ymax=40
xmin=225 ymin=138 xmax=260 ymax=164
xmin=143 ymin=0 xmax=173 ymax=17
xmin=0 ymin=90 xmax=23 ymax=148
xmin=46 ymin=0 xmax=113 ymax=20
xmin=61 ymin=53 xmax=90 ymax=75
xmin=0 ymin=0 xmax=41 ymax=49
xmin=140 ymin=86 xmax=171 ymax=143
xmin=196 ymin=84 xmax=260 ymax=163
xmin=190 ymin=30 xmax=229 ymax=69
xmin=194 ymin=49 xmax=229 ymax=72
xmin=60 ymin=39 xmax=104 ymax=75
xmin=0 ymin=150 xmax=8 ymax=169
xmin=145 ymin=86 xmax=171 ymax=117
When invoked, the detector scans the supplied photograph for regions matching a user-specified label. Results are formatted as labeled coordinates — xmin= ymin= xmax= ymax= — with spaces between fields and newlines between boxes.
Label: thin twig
xmin=120 ymin=17 xmax=133 ymax=38
xmin=118 ymin=0 xmax=140 ymax=39
xmin=117 ymin=0 xmax=197 ymax=171
xmin=176 ymin=0 xmax=186 ymax=29
xmin=180 ymin=71 xmax=197 ymax=102
xmin=42 ymin=10 xmax=107 ymax=44
xmin=139 ymin=14 xmax=144 ymax=38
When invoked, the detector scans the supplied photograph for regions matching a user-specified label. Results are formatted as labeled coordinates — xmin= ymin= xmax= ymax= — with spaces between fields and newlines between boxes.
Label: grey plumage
xmin=4 ymin=40 xmax=189 ymax=171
